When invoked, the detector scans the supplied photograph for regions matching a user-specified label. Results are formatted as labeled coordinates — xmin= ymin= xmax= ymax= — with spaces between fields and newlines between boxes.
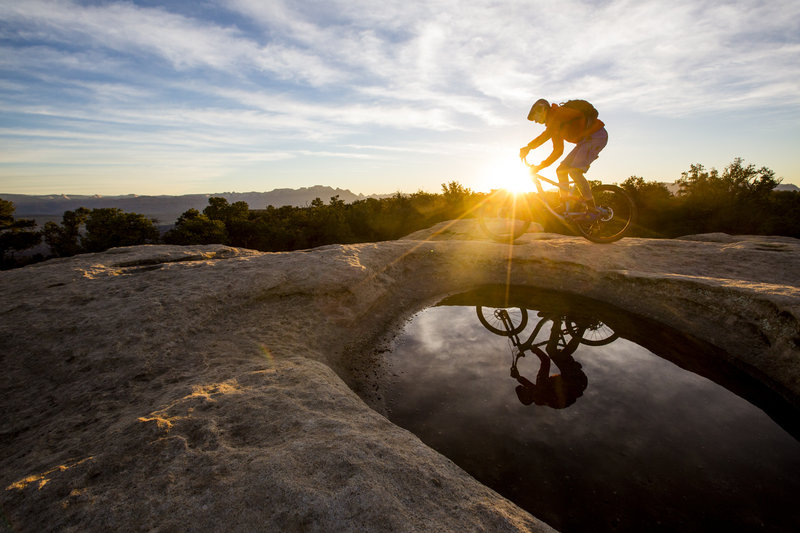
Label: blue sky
xmin=1 ymin=0 xmax=799 ymax=196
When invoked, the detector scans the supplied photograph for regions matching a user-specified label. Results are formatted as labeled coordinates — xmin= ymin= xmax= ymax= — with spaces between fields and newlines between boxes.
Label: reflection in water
xmin=380 ymin=286 xmax=800 ymax=533
xmin=477 ymin=306 xmax=602 ymax=408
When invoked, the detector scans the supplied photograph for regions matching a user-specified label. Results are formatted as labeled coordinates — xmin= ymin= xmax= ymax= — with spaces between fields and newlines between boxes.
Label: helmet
xmin=527 ymin=98 xmax=549 ymax=123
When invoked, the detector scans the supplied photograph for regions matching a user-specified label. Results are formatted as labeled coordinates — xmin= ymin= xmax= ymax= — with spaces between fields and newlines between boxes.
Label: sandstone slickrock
xmin=2 ymin=224 xmax=798 ymax=532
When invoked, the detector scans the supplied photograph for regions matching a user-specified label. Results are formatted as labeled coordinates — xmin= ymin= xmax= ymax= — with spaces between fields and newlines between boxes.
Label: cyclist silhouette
xmin=476 ymin=304 xmax=616 ymax=408
xmin=519 ymin=98 xmax=607 ymax=210
xmin=509 ymin=315 xmax=588 ymax=409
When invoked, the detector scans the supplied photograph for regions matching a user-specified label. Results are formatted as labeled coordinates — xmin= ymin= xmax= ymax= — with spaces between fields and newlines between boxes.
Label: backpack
xmin=561 ymin=99 xmax=598 ymax=126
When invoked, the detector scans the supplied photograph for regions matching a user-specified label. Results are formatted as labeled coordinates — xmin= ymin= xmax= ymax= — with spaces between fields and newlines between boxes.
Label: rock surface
xmin=2 ymin=223 xmax=799 ymax=532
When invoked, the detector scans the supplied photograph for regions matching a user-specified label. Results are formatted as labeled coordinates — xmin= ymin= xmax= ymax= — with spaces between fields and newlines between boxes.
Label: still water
xmin=381 ymin=287 xmax=800 ymax=532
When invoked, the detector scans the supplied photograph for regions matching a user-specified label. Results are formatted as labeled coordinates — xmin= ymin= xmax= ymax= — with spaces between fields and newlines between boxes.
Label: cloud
xmin=224 ymin=0 xmax=800 ymax=116
xmin=0 ymin=0 xmax=343 ymax=85
xmin=5 ymin=0 xmax=798 ymax=123
xmin=1 ymin=0 xmax=799 ymax=193
xmin=538 ymin=0 xmax=800 ymax=113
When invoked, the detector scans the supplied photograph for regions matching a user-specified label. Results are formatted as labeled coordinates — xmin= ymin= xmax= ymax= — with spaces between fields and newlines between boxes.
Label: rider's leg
xmin=556 ymin=163 xmax=592 ymax=210
xmin=559 ymin=127 xmax=608 ymax=210
xmin=556 ymin=166 xmax=572 ymax=206
xmin=568 ymin=168 xmax=595 ymax=209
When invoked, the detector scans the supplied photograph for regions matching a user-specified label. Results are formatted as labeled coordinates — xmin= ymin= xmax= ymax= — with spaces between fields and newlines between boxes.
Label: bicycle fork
xmin=496 ymin=309 xmax=524 ymax=354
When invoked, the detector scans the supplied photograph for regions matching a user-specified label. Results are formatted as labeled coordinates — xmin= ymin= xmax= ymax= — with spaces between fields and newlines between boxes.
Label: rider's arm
xmin=537 ymin=135 xmax=564 ymax=169
xmin=526 ymin=129 xmax=551 ymax=151
xmin=520 ymin=129 xmax=552 ymax=159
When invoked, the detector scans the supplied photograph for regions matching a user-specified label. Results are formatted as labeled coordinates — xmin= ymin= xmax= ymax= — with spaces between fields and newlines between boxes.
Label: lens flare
xmin=258 ymin=343 xmax=276 ymax=366
xmin=479 ymin=155 xmax=535 ymax=194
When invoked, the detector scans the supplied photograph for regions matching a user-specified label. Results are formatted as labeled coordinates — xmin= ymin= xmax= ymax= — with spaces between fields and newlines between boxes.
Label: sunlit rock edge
xmin=1 ymin=222 xmax=798 ymax=532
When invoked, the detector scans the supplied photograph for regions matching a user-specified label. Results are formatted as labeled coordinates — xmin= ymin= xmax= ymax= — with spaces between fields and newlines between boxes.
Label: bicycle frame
xmin=483 ymin=171 xmax=586 ymax=231
xmin=529 ymin=172 xmax=573 ymax=221
xmin=523 ymin=159 xmax=588 ymax=221
xmin=478 ymin=157 xmax=636 ymax=243
xmin=496 ymin=309 xmax=578 ymax=358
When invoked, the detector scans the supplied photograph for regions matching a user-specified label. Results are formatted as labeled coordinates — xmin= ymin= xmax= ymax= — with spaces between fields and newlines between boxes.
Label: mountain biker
xmin=510 ymin=315 xmax=588 ymax=409
xmin=511 ymin=350 xmax=587 ymax=409
xmin=519 ymin=98 xmax=607 ymax=210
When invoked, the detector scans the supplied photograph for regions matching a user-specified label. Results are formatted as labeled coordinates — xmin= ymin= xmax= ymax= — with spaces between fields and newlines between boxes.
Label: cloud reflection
xmin=381 ymin=291 xmax=800 ymax=531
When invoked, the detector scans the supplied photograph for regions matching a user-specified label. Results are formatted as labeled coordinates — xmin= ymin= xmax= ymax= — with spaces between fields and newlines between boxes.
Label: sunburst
xmin=478 ymin=155 xmax=536 ymax=194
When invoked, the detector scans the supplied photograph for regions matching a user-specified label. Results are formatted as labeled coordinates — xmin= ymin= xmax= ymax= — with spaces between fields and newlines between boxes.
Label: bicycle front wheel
xmin=478 ymin=193 xmax=531 ymax=243
xmin=573 ymin=184 xmax=636 ymax=243
xmin=476 ymin=306 xmax=528 ymax=336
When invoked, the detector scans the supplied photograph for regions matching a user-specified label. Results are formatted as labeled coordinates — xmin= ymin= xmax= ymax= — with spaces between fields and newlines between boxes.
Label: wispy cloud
xmin=1 ymin=0 xmax=798 ymax=194
xmin=226 ymin=0 xmax=800 ymax=122
xmin=0 ymin=0 xmax=343 ymax=84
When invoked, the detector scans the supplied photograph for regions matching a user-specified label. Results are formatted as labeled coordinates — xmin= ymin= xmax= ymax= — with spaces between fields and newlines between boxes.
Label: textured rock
xmin=2 ymin=225 xmax=799 ymax=532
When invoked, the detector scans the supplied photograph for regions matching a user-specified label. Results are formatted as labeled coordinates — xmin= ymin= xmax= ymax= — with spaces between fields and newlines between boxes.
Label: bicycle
xmin=476 ymin=304 xmax=618 ymax=408
xmin=476 ymin=305 xmax=619 ymax=351
xmin=478 ymin=158 xmax=636 ymax=243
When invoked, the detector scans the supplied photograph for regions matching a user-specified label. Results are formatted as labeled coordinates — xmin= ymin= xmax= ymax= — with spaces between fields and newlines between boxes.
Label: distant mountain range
xmin=2 ymin=185 xmax=384 ymax=227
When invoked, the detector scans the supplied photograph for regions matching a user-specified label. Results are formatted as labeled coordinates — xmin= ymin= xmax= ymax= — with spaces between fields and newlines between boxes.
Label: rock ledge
xmin=2 ymin=229 xmax=798 ymax=532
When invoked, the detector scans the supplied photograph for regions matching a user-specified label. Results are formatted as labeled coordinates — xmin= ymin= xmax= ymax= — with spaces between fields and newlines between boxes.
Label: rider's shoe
xmin=559 ymin=199 xmax=586 ymax=215
xmin=571 ymin=208 xmax=601 ymax=223
xmin=564 ymin=201 xmax=589 ymax=216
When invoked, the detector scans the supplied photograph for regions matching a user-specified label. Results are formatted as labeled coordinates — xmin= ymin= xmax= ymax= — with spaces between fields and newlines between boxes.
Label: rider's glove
xmin=519 ymin=146 xmax=530 ymax=159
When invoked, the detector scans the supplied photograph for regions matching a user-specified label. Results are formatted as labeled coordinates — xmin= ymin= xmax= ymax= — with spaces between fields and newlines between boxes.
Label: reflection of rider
xmin=510 ymin=317 xmax=588 ymax=409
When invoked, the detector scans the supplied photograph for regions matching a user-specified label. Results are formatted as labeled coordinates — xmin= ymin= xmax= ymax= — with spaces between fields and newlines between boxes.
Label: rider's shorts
xmin=559 ymin=127 xmax=608 ymax=172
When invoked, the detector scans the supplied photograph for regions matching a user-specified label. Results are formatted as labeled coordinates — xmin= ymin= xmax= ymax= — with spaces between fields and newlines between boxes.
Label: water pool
xmin=379 ymin=287 xmax=800 ymax=532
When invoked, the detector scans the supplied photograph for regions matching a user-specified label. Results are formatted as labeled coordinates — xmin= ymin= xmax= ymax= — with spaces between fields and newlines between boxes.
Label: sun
xmin=478 ymin=155 xmax=536 ymax=194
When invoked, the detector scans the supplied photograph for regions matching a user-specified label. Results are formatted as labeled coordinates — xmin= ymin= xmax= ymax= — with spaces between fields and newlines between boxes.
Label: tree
xmin=81 ymin=208 xmax=160 ymax=252
xmin=675 ymin=158 xmax=781 ymax=235
xmin=763 ymin=190 xmax=800 ymax=237
xmin=43 ymin=208 xmax=89 ymax=257
xmin=164 ymin=209 xmax=227 ymax=245
xmin=1 ymin=198 xmax=42 ymax=268
xmin=441 ymin=181 xmax=474 ymax=215
xmin=621 ymin=176 xmax=676 ymax=237
xmin=441 ymin=181 xmax=472 ymax=201
xmin=720 ymin=157 xmax=778 ymax=201
xmin=203 ymin=197 xmax=249 ymax=225
xmin=676 ymin=158 xmax=778 ymax=203
xmin=202 ymin=197 xmax=253 ymax=247
xmin=44 ymin=207 xmax=158 ymax=256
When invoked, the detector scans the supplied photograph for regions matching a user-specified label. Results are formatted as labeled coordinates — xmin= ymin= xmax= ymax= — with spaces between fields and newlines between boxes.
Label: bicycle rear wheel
xmin=478 ymin=193 xmax=532 ymax=243
xmin=572 ymin=184 xmax=636 ymax=243
xmin=565 ymin=318 xmax=619 ymax=346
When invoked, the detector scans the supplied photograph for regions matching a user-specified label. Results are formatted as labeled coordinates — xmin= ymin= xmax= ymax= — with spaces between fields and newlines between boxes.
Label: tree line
xmin=620 ymin=158 xmax=799 ymax=238
xmin=0 ymin=181 xmax=475 ymax=269
xmin=2 ymin=158 xmax=798 ymax=269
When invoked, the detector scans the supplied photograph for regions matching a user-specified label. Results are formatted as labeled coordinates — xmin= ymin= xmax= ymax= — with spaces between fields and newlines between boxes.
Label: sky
xmin=1 ymin=0 xmax=799 ymax=196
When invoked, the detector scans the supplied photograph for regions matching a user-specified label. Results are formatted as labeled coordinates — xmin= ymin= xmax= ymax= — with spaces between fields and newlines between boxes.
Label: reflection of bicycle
xmin=478 ymin=158 xmax=636 ymax=243
xmin=476 ymin=306 xmax=619 ymax=348
xmin=477 ymin=305 xmax=617 ymax=408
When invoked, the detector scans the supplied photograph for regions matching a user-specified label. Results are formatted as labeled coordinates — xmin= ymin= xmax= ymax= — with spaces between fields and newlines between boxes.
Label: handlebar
xmin=521 ymin=156 xmax=544 ymax=180
xmin=521 ymin=155 xmax=541 ymax=173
